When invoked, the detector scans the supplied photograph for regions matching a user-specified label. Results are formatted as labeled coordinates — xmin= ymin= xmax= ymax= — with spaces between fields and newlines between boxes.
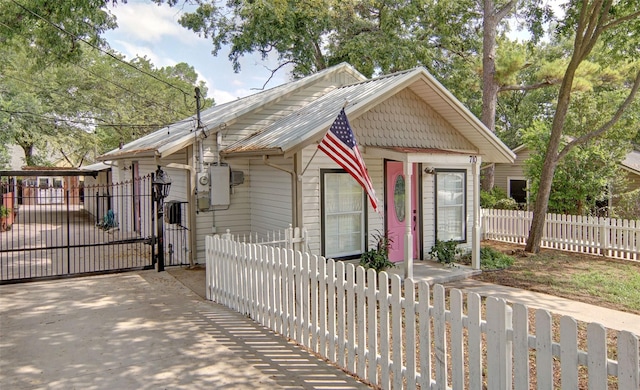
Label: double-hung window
xmin=321 ymin=170 xmax=366 ymax=259
xmin=435 ymin=170 xmax=466 ymax=242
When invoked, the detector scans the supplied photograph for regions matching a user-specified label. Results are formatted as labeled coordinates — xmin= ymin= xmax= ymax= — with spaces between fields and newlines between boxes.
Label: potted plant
xmin=360 ymin=230 xmax=395 ymax=272
xmin=429 ymin=239 xmax=460 ymax=265
xmin=0 ymin=205 xmax=11 ymax=232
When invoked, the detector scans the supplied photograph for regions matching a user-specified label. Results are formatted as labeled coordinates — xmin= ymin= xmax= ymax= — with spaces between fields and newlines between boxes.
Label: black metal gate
xmin=0 ymin=176 xmax=155 ymax=283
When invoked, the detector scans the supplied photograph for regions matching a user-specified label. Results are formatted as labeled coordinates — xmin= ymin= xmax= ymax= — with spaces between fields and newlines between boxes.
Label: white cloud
xmin=112 ymin=39 xmax=177 ymax=69
xmin=107 ymin=2 xmax=203 ymax=45
xmin=212 ymin=89 xmax=238 ymax=104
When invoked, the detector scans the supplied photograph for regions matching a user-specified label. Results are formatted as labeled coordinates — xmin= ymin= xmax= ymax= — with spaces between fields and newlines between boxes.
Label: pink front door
xmin=386 ymin=161 xmax=419 ymax=262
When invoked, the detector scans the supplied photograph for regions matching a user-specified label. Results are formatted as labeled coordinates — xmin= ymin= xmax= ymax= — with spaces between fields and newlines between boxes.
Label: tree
xmin=0 ymin=0 xmax=118 ymax=66
xmin=1 ymin=44 xmax=212 ymax=166
xmin=524 ymin=0 xmax=640 ymax=253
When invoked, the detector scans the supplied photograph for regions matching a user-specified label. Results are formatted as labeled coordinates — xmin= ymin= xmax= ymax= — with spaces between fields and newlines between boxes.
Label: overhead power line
xmin=1 ymin=109 xmax=196 ymax=130
xmin=10 ymin=0 xmax=194 ymax=105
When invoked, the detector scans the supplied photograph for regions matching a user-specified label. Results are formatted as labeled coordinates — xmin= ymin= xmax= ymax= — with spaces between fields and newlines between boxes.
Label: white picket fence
xmin=220 ymin=224 xmax=308 ymax=250
xmin=482 ymin=209 xmax=640 ymax=261
xmin=206 ymin=235 xmax=640 ymax=389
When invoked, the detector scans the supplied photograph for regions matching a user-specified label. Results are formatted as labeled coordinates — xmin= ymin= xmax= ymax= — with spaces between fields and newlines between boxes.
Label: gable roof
xmin=222 ymin=67 xmax=515 ymax=163
xmin=621 ymin=149 xmax=640 ymax=175
xmin=98 ymin=63 xmax=366 ymax=161
xmin=508 ymin=144 xmax=640 ymax=176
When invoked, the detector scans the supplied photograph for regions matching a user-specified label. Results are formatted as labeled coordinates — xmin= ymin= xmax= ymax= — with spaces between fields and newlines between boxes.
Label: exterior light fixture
xmin=153 ymin=166 xmax=172 ymax=202
xmin=153 ymin=166 xmax=171 ymax=272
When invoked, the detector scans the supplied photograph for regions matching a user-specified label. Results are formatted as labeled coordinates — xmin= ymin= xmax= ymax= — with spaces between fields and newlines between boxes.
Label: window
xmin=435 ymin=170 xmax=466 ymax=242
xmin=321 ymin=170 xmax=366 ymax=259
xmin=508 ymin=178 xmax=527 ymax=204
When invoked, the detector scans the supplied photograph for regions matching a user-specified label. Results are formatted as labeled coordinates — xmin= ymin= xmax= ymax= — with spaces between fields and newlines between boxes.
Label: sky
xmin=103 ymin=0 xmax=291 ymax=104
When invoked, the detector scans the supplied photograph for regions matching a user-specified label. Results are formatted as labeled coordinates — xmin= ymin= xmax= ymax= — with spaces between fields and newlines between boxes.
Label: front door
xmin=386 ymin=161 xmax=419 ymax=262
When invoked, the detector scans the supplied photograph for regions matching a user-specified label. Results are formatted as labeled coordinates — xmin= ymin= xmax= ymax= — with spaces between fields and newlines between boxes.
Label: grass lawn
xmin=473 ymin=241 xmax=640 ymax=315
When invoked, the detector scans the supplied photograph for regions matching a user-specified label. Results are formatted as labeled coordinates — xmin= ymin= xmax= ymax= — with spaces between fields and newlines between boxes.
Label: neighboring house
xmin=98 ymin=63 xmax=515 ymax=272
xmin=2 ymin=145 xmax=97 ymax=206
xmin=619 ymin=149 xmax=640 ymax=192
xmin=491 ymin=146 xmax=640 ymax=213
xmin=489 ymin=144 xmax=531 ymax=207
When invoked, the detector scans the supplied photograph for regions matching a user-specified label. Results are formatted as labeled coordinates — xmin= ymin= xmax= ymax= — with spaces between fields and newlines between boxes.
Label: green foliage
xmin=0 ymin=205 xmax=11 ymax=218
xmin=480 ymin=187 xmax=507 ymax=208
xmin=494 ymin=198 xmax=519 ymax=210
xmin=523 ymin=109 xmax=634 ymax=215
xmin=360 ymin=231 xmax=394 ymax=272
xmin=0 ymin=0 xmax=118 ymax=66
xmin=480 ymin=247 xmax=515 ymax=270
xmin=1 ymin=44 xmax=212 ymax=166
xmin=612 ymin=188 xmax=640 ymax=220
xmin=429 ymin=239 xmax=460 ymax=264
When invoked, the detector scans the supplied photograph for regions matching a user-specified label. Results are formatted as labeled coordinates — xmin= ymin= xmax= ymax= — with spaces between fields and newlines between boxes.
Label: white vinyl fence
xmin=482 ymin=209 xmax=640 ymax=261
xmin=220 ymin=225 xmax=307 ymax=250
xmin=206 ymin=235 xmax=639 ymax=389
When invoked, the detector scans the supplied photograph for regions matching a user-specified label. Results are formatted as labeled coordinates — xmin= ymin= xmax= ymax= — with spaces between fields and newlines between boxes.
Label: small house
xmin=98 ymin=63 xmax=515 ymax=274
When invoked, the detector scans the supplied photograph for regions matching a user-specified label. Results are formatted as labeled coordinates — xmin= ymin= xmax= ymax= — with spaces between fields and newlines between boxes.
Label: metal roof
xmin=222 ymin=67 xmax=516 ymax=163
xmin=98 ymin=63 xmax=365 ymax=161
xmin=621 ymin=149 xmax=640 ymax=175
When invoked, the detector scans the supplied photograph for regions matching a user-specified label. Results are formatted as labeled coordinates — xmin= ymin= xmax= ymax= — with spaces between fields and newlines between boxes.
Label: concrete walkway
xmin=0 ymin=271 xmax=370 ymax=390
xmin=443 ymin=279 xmax=640 ymax=336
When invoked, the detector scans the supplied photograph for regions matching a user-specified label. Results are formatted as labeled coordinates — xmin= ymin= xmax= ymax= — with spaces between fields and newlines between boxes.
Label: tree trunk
xmin=480 ymin=0 xmax=515 ymax=191
xmin=525 ymin=54 xmax=579 ymax=253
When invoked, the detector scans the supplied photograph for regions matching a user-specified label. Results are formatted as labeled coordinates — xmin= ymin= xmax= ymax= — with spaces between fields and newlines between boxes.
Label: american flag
xmin=319 ymin=109 xmax=379 ymax=212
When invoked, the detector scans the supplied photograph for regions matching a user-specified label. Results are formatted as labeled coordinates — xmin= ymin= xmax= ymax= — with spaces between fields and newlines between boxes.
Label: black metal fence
xmin=164 ymin=200 xmax=190 ymax=266
xmin=0 ymin=177 xmax=155 ymax=283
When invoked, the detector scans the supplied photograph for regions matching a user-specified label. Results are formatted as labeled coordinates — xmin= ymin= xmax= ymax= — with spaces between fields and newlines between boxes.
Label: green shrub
xmin=480 ymin=247 xmax=515 ymax=270
xmin=0 ymin=205 xmax=10 ymax=218
xmin=480 ymin=187 xmax=509 ymax=208
xmin=360 ymin=231 xmax=395 ymax=272
xmin=429 ymin=239 xmax=460 ymax=264
xmin=494 ymin=197 xmax=519 ymax=210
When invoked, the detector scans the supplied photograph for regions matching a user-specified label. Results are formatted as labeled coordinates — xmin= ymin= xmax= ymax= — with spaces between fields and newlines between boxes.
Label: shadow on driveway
xmin=0 ymin=270 xmax=370 ymax=389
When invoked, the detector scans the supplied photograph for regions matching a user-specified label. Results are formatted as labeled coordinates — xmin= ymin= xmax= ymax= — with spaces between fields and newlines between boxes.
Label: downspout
xmin=263 ymin=155 xmax=298 ymax=229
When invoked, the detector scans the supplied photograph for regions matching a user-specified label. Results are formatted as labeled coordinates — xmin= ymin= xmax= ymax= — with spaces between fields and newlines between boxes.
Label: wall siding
xmin=300 ymin=146 xmax=384 ymax=257
xmin=355 ymin=89 xmax=477 ymax=151
xmin=249 ymin=158 xmax=293 ymax=234
xmin=494 ymin=148 xmax=531 ymax=194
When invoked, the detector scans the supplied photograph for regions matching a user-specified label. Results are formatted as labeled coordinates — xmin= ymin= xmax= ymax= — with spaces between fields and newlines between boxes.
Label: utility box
xmin=209 ymin=165 xmax=230 ymax=208
xmin=165 ymin=201 xmax=182 ymax=225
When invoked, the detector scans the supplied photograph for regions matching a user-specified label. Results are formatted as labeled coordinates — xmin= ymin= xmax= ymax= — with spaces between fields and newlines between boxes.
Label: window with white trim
xmin=321 ymin=170 xmax=366 ymax=259
xmin=435 ymin=170 xmax=466 ymax=242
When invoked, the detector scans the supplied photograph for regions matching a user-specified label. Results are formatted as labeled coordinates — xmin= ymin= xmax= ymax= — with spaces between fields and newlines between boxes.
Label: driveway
xmin=0 ymin=271 xmax=370 ymax=389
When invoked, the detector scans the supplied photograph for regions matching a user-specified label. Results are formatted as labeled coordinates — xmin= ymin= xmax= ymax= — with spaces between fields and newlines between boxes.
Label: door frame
xmin=384 ymin=160 xmax=422 ymax=262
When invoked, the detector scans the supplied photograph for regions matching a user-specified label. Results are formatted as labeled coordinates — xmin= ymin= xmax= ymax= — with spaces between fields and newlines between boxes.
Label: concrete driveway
xmin=0 ymin=271 xmax=370 ymax=389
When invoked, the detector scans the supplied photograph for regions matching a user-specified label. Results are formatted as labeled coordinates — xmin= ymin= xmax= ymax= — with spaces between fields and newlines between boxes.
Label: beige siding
xmin=300 ymin=146 xmax=383 ymax=257
xmin=494 ymin=148 xmax=530 ymax=194
xmin=420 ymin=157 xmax=475 ymax=257
xmin=249 ymin=158 xmax=293 ymax=234
xmin=355 ymin=89 xmax=477 ymax=151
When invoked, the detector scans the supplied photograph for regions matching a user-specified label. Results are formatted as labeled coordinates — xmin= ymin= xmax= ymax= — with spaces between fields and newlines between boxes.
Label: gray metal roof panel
xmin=99 ymin=63 xmax=365 ymax=161
xmin=222 ymin=67 xmax=515 ymax=163
xmin=222 ymin=69 xmax=416 ymax=155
